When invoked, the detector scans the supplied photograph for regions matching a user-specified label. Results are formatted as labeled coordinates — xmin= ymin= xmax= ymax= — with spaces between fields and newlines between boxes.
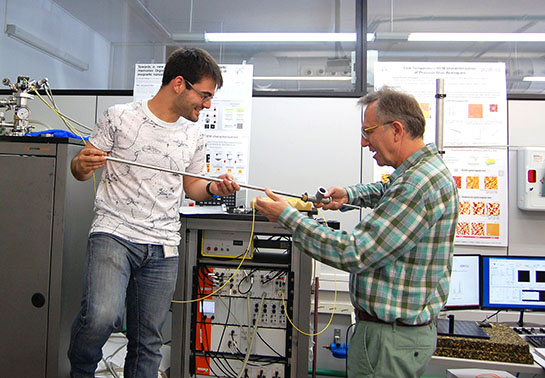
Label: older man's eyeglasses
xmin=361 ymin=121 xmax=394 ymax=139
xmin=186 ymin=80 xmax=214 ymax=103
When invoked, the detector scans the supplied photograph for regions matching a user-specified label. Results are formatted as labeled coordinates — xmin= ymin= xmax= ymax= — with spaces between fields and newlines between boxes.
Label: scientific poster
xmin=133 ymin=64 xmax=254 ymax=186
xmin=374 ymin=62 xmax=507 ymax=146
xmin=373 ymin=62 xmax=508 ymax=246
xmin=443 ymin=149 xmax=508 ymax=246
xmin=133 ymin=64 xmax=165 ymax=101
xmin=201 ymin=65 xmax=253 ymax=185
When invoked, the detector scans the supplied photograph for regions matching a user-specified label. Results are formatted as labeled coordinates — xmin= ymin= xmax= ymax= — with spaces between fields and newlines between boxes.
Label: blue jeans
xmin=68 ymin=232 xmax=179 ymax=378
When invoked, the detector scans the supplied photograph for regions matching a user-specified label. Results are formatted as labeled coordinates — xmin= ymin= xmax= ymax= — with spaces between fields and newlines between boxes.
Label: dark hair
xmin=358 ymin=86 xmax=425 ymax=138
xmin=161 ymin=47 xmax=223 ymax=89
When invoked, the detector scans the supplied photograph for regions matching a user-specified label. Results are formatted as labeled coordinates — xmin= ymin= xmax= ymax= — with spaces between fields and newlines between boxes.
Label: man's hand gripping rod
xmin=106 ymin=156 xmax=361 ymax=209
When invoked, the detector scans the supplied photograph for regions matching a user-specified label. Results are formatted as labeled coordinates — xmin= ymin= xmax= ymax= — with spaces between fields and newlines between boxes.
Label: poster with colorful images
xmin=372 ymin=62 xmax=508 ymax=246
xmin=443 ymin=149 xmax=508 ymax=246
xmin=373 ymin=62 xmax=507 ymax=147
xmin=133 ymin=64 xmax=254 ymax=186
xmin=199 ymin=65 xmax=253 ymax=185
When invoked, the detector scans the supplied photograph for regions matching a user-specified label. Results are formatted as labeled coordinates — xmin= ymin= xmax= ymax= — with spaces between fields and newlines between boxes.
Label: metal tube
xmin=435 ymin=78 xmax=446 ymax=154
xmin=106 ymin=156 xmax=361 ymax=209
xmin=312 ymin=277 xmax=319 ymax=378
xmin=106 ymin=156 xmax=295 ymax=196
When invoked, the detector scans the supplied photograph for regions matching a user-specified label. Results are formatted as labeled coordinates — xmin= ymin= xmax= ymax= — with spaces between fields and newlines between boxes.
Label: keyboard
xmin=437 ymin=318 xmax=490 ymax=339
xmin=526 ymin=335 xmax=545 ymax=348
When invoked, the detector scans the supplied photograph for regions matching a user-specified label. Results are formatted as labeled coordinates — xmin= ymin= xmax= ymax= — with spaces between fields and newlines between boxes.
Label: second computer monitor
xmin=481 ymin=255 xmax=545 ymax=311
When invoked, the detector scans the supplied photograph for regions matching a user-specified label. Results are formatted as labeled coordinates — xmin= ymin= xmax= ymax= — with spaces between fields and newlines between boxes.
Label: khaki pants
xmin=347 ymin=320 xmax=437 ymax=378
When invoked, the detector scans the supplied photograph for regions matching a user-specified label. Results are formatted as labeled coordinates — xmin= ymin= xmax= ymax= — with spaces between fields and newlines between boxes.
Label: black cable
xmin=202 ymin=315 xmax=236 ymax=378
xmin=226 ymin=328 xmax=283 ymax=367
xmin=256 ymin=332 xmax=284 ymax=358
xmin=230 ymin=331 xmax=244 ymax=355
xmin=238 ymin=269 xmax=257 ymax=295
xmin=196 ymin=270 xmax=234 ymax=378
xmin=345 ymin=322 xmax=357 ymax=375
xmin=202 ymin=271 xmax=240 ymax=378
xmin=481 ymin=309 xmax=502 ymax=323
xmin=261 ymin=270 xmax=285 ymax=285
xmin=216 ymin=296 xmax=232 ymax=353
xmin=214 ymin=296 xmax=239 ymax=376
xmin=203 ymin=349 xmax=230 ymax=378
xmin=198 ymin=265 xmax=216 ymax=286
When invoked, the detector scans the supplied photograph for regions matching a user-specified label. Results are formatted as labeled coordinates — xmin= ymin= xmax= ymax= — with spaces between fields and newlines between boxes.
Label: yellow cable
xmin=281 ymin=208 xmax=337 ymax=337
xmin=26 ymin=79 xmax=97 ymax=195
xmin=26 ymin=80 xmax=86 ymax=141
xmin=281 ymin=271 xmax=337 ymax=337
xmin=172 ymin=207 xmax=256 ymax=304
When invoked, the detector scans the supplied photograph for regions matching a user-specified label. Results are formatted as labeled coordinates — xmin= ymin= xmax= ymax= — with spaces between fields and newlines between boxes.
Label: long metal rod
xmin=106 ymin=156 xmax=295 ymax=195
xmin=106 ymin=156 xmax=361 ymax=209
xmin=312 ymin=277 xmax=319 ymax=378
xmin=435 ymin=78 xmax=445 ymax=154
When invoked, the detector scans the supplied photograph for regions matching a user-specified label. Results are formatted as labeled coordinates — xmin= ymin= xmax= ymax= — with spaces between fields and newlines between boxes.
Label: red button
xmin=528 ymin=170 xmax=537 ymax=183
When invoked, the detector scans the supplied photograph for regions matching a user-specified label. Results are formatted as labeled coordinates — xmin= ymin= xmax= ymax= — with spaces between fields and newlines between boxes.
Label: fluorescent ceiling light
xmin=523 ymin=76 xmax=545 ymax=82
xmin=253 ymin=76 xmax=351 ymax=81
xmin=171 ymin=33 xmax=205 ymax=42
xmin=372 ymin=32 xmax=410 ymax=41
xmin=6 ymin=24 xmax=89 ymax=71
xmin=205 ymin=32 xmax=358 ymax=42
xmin=173 ymin=32 xmax=375 ymax=43
xmin=408 ymin=32 xmax=545 ymax=42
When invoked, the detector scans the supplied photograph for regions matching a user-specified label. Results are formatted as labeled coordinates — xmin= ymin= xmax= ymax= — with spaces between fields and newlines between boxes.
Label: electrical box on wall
xmin=518 ymin=147 xmax=545 ymax=211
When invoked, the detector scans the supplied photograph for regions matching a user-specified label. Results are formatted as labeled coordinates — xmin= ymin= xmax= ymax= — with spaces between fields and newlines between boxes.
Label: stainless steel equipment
xmin=1 ymin=76 xmax=47 ymax=136
xmin=0 ymin=136 xmax=95 ymax=378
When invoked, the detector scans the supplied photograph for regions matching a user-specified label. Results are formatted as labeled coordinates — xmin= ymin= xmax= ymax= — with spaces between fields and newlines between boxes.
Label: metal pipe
xmin=435 ymin=78 xmax=446 ymax=154
xmin=106 ymin=156 xmax=361 ymax=209
xmin=106 ymin=156 xmax=296 ymax=196
xmin=312 ymin=277 xmax=319 ymax=378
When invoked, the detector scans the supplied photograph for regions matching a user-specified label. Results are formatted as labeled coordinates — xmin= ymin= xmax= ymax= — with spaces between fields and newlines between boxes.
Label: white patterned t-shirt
xmin=89 ymin=100 xmax=205 ymax=250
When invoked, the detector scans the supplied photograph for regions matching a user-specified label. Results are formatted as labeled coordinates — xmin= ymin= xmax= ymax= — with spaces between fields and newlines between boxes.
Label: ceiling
xmin=51 ymin=0 xmax=545 ymax=42
xmin=50 ymin=0 xmax=545 ymax=93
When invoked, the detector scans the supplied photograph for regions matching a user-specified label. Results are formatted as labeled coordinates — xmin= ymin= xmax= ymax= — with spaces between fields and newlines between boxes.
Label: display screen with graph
xmin=482 ymin=256 xmax=545 ymax=311
xmin=444 ymin=255 xmax=481 ymax=309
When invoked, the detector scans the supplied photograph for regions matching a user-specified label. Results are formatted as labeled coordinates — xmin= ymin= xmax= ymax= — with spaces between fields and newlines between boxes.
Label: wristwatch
xmin=206 ymin=181 xmax=214 ymax=197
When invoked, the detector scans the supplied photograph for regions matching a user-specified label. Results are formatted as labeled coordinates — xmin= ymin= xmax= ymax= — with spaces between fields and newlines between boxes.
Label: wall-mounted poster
xmin=134 ymin=63 xmax=253 ymax=186
xmin=373 ymin=62 xmax=508 ymax=246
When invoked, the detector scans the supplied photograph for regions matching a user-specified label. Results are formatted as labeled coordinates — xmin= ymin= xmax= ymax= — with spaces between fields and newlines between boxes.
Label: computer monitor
xmin=444 ymin=255 xmax=481 ymax=310
xmin=481 ymin=255 xmax=545 ymax=311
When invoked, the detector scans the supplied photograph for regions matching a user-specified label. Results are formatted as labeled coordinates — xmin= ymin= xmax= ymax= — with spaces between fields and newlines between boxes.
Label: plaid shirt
xmin=278 ymin=143 xmax=459 ymax=325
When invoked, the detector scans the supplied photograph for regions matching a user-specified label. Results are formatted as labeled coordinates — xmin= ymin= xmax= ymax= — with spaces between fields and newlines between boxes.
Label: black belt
xmin=355 ymin=308 xmax=431 ymax=327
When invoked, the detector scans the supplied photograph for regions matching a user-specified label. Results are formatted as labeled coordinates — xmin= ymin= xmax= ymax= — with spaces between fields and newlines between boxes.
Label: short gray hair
xmin=358 ymin=87 xmax=425 ymax=138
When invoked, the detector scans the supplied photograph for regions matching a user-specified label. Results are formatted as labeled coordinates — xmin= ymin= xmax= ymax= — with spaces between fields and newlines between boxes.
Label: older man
xmin=255 ymin=87 xmax=459 ymax=378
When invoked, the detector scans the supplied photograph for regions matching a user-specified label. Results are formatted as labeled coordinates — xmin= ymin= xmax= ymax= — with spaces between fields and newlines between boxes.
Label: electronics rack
xmin=171 ymin=213 xmax=313 ymax=378
xmin=190 ymin=263 xmax=292 ymax=377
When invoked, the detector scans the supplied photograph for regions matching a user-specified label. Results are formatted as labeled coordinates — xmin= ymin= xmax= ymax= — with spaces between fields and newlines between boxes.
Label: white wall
xmin=249 ymin=97 xmax=363 ymax=291
xmin=249 ymin=97 xmax=362 ymax=231
xmin=507 ymin=100 xmax=545 ymax=256
xmin=23 ymin=94 xmax=545 ymax=259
